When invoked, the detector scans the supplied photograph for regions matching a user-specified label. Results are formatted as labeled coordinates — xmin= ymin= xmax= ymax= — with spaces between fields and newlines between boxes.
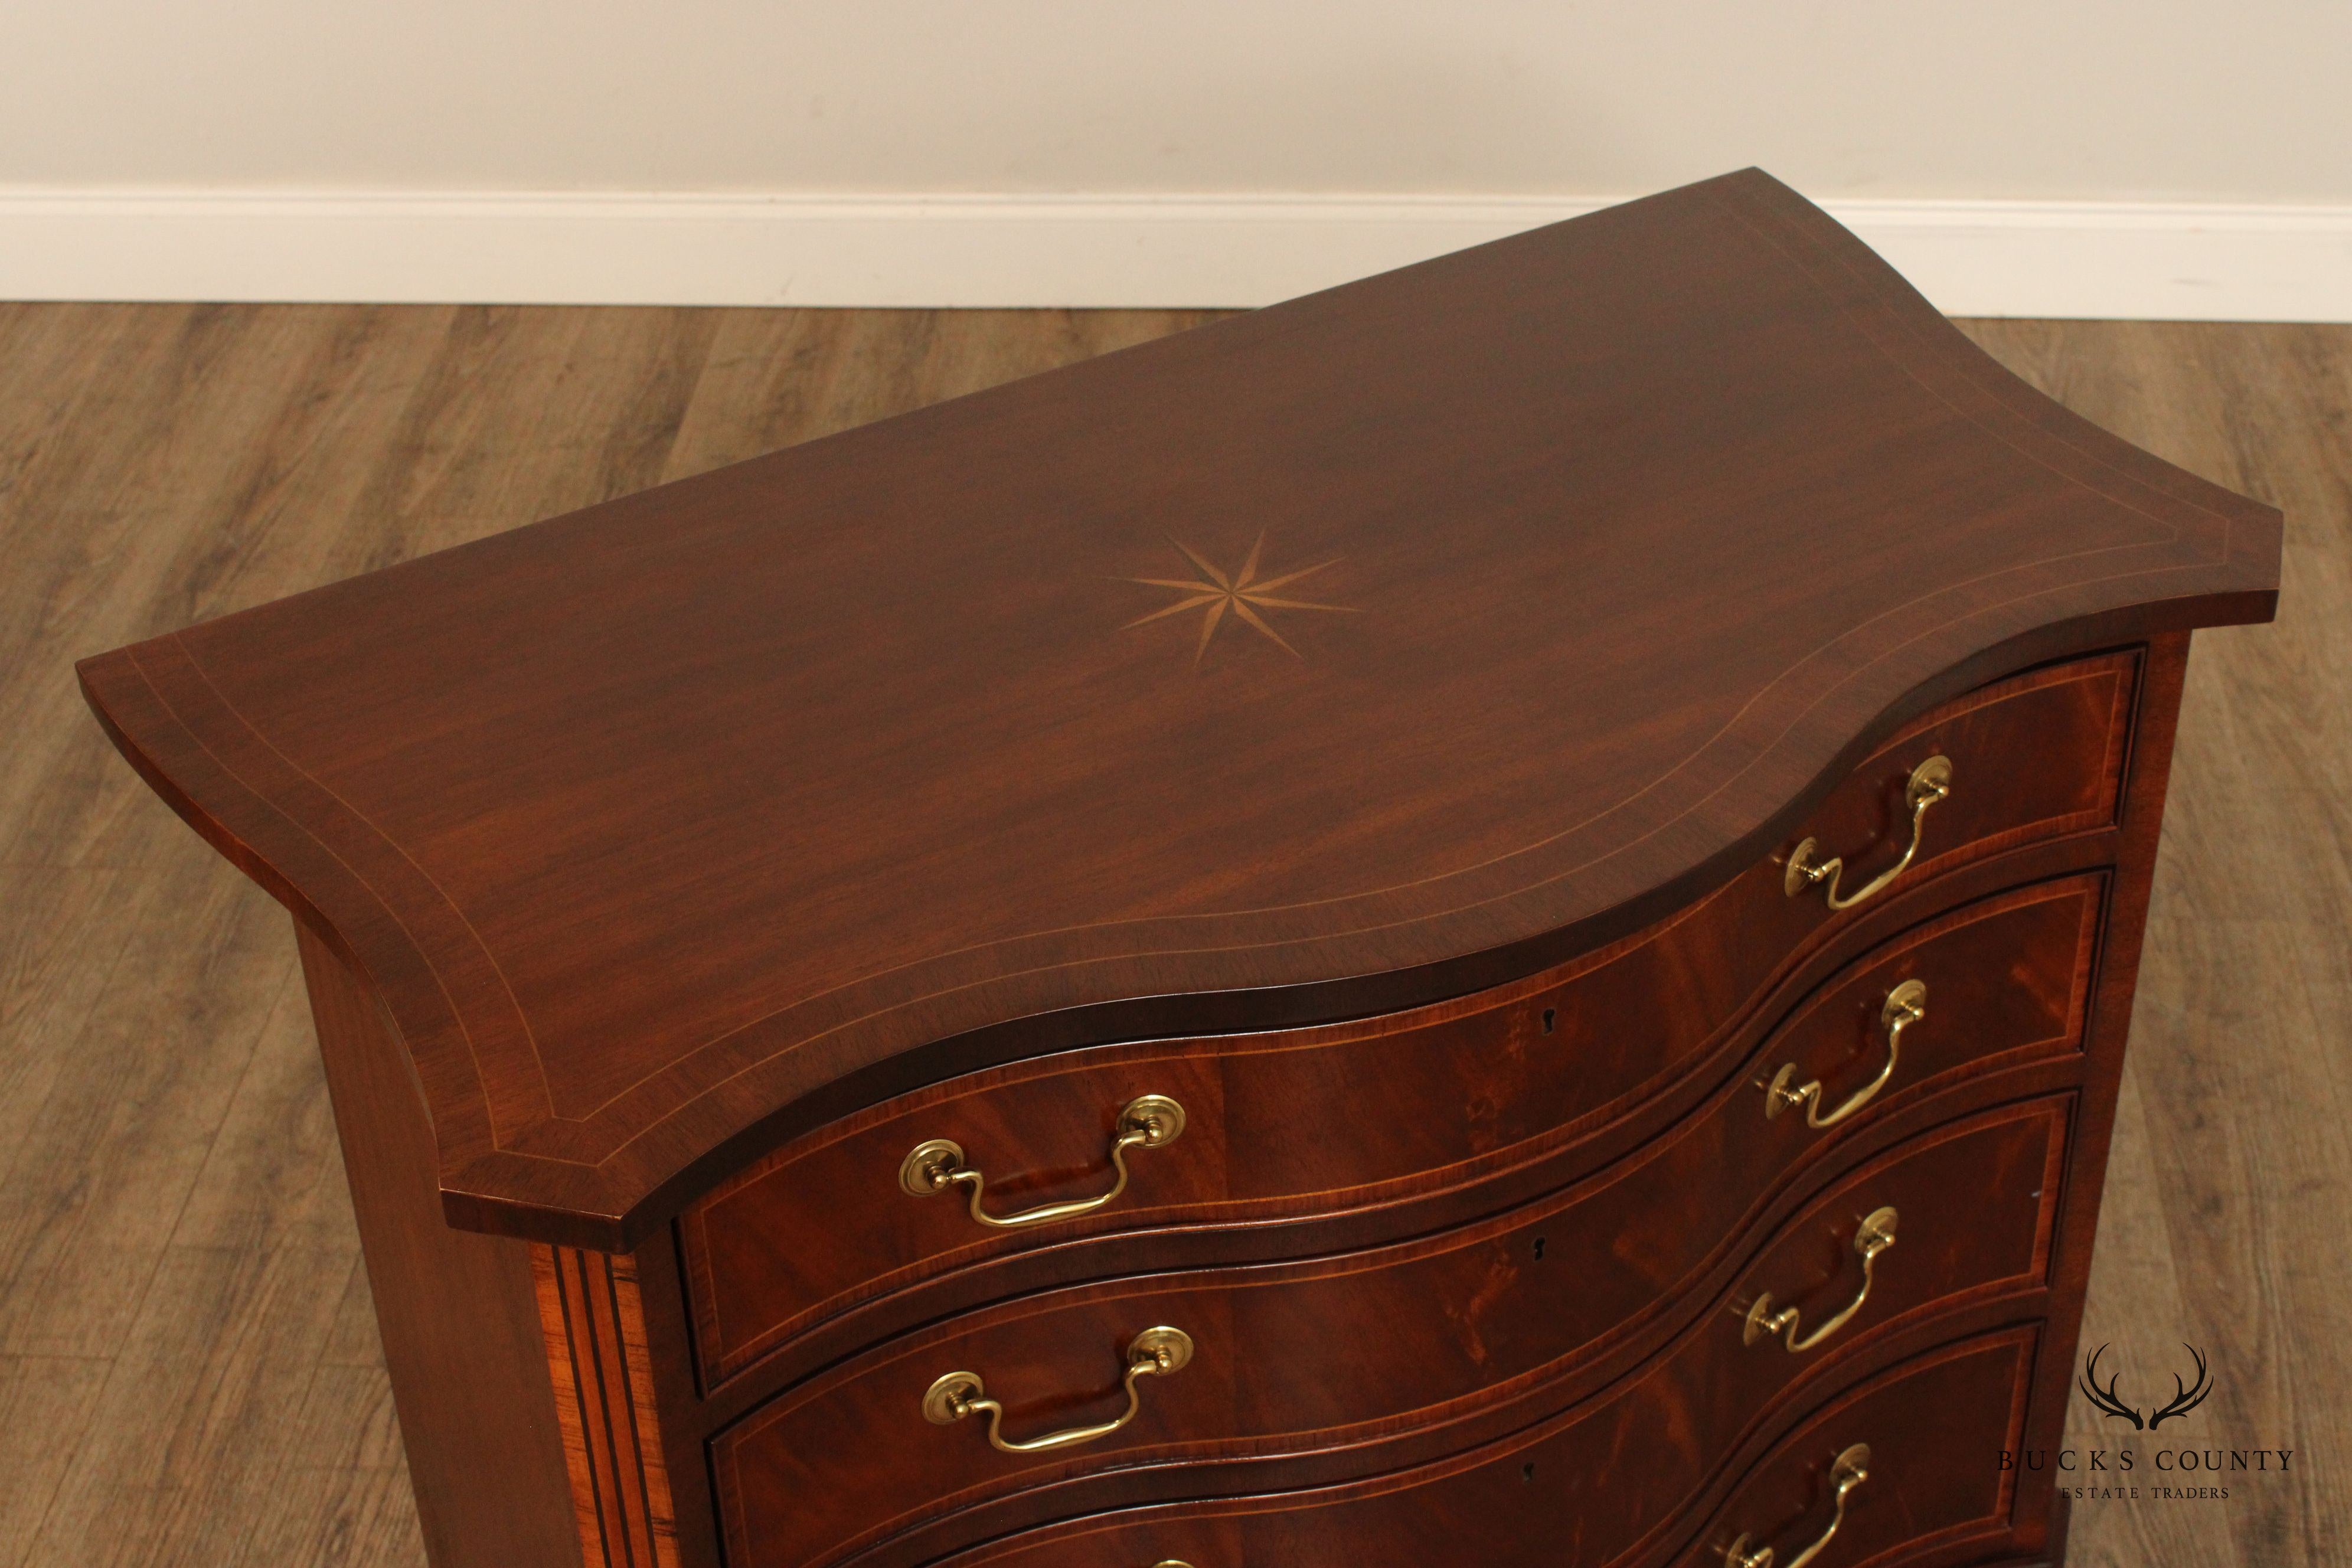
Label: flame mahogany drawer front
xmin=79 ymin=171 xmax=2277 ymax=1568
xmin=713 ymin=1094 xmax=2070 ymax=1567
xmin=680 ymin=656 xmax=2131 ymax=1389
xmin=931 ymin=1327 xmax=2043 ymax=1568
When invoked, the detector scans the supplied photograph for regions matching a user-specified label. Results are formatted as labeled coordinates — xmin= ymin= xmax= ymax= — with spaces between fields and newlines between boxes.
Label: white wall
xmin=5 ymin=2 xmax=2350 ymax=315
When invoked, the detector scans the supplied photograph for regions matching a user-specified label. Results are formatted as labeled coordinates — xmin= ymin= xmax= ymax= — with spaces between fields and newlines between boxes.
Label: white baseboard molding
xmin=1 ymin=188 xmax=2348 ymax=319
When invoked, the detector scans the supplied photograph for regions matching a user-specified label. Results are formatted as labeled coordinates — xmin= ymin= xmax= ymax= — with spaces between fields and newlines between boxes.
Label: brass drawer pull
xmin=900 ymin=1093 xmax=1186 ymax=1230
xmin=1765 ymin=981 xmax=1926 ymax=1129
xmin=1745 ymin=1207 xmax=1897 ymax=1353
xmin=1783 ymin=756 xmax=1952 ymax=910
xmin=1724 ymin=1443 xmax=1872 ymax=1568
xmin=922 ymin=1327 xmax=1193 ymax=1454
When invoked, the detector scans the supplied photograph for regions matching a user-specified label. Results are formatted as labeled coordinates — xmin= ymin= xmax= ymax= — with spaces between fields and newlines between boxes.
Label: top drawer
xmin=680 ymin=650 xmax=2138 ymax=1388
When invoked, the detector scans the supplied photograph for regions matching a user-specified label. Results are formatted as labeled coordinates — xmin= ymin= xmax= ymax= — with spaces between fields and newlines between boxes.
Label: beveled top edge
xmin=79 ymin=169 xmax=2282 ymax=1249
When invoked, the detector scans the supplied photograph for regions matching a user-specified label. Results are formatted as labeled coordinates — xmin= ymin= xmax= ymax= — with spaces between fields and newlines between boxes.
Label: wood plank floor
xmin=1 ymin=304 xmax=2343 ymax=1566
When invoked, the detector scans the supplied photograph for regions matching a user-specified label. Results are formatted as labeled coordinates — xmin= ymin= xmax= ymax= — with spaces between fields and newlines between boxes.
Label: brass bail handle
xmin=1764 ymin=981 xmax=1927 ymax=1130
xmin=1745 ymin=1207 xmax=1899 ymax=1354
xmin=900 ymin=1093 xmax=1187 ymax=1230
xmin=922 ymin=1327 xmax=1194 ymax=1455
xmin=1783 ymin=756 xmax=1953 ymax=911
xmin=1723 ymin=1444 xmax=1873 ymax=1568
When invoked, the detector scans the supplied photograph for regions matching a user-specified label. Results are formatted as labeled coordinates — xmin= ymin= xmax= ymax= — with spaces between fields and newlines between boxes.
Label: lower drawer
xmin=937 ymin=1325 xmax=2040 ymax=1568
xmin=711 ymin=1096 xmax=2067 ymax=1567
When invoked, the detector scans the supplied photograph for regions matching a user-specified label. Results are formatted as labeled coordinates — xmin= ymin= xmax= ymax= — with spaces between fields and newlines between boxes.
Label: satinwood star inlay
xmin=1123 ymin=533 xmax=1356 ymax=666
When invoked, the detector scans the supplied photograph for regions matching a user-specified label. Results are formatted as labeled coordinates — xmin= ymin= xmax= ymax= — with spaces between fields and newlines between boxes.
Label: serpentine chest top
xmin=81 ymin=171 xmax=2278 ymax=1568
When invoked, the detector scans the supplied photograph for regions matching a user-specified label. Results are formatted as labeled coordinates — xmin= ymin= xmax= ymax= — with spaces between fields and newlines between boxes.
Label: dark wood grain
xmin=668 ymin=640 xmax=2191 ymax=1567
xmin=2017 ymin=632 xmax=2194 ymax=1544
xmin=713 ymin=1096 xmax=2067 ymax=1567
xmin=74 ymin=171 xmax=2280 ymax=1248
xmin=24 ymin=307 xmax=2329 ymax=1568
xmin=685 ymin=854 xmax=2106 ymax=1394
xmin=292 ymin=921 xmax=581 ymax=1567
xmin=1682 ymin=1329 xmax=2039 ymax=1568
xmin=917 ymin=1327 xmax=2041 ymax=1568
xmin=675 ymin=832 xmax=2142 ymax=1427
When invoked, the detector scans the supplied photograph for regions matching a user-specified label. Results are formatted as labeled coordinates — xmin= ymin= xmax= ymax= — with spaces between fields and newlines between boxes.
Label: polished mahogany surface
xmin=685 ymin=864 xmax=2102 ymax=1390
xmin=77 ymin=170 xmax=2281 ymax=1247
xmin=714 ymin=1097 xmax=2066 ymax=1566
xmin=890 ymin=1326 xmax=2041 ymax=1568
xmin=678 ymin=651 xmax=2127 ymax=1386
xmin=267 ymin=646 xmax=2161 ymax=1568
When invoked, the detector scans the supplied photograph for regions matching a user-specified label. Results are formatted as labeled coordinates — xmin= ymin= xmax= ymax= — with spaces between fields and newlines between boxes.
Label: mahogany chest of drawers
xmin=80 ymin=169 xmax=2280 ymax=1568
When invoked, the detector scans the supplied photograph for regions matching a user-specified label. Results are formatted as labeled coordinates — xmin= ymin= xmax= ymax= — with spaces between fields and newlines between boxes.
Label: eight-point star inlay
xmin=1123 ymin=533 xmax=1356 ymax=666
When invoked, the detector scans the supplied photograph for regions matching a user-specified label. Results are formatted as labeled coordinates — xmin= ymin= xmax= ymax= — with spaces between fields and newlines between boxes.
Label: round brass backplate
xmin=1120 ymin=1093 xmax=1187 ymax=1146
xmin=1880 ymin=978 xmax=1928 ymax=1024
xmin=899 ymin=1138 xmax=964 ymax=1197
xmin=1858 ymin=1206 xmax=1899 ymax=1249
xmin=922 ymin=1371 xmax=984 ymax=1424
xmin=1906 ymin=754 xmax=1953 ymax=805
xmin=1128 ymin=1325 xmax=1194 ymax=1373
xmin=1833 ymin=1441 xmax=1874 ymax=1479
xmin=1781 ymin=837 xmax=1822 ymax=897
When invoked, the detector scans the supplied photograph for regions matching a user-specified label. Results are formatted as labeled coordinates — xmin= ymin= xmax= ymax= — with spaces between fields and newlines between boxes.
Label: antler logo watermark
xmin=2001 ymin=1341 xmax=2299 ymax=1503
xmin=2079 ymin=1342 xmax=2214 ymax=1430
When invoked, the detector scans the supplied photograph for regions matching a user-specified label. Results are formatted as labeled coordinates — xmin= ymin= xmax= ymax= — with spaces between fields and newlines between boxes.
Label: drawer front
xmin=925 ymin=1328 xmax=2039 ymax=1568
xmin=684 ymin=654 xmax=2135 ymax=1387
xmin=1688 ymin=1329 xmax=2038 ymax=1568
xmin=713 ymin=1090 xmax=2071 ymax=1568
